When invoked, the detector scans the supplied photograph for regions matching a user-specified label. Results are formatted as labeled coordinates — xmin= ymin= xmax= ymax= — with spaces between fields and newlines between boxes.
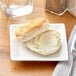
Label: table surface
xmin=0 ymin=0 xmax=76 ymax=76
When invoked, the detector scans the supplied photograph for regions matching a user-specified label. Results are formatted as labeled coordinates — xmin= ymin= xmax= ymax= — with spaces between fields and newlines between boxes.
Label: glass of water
xmin=0 ymin=0 xmax=33 ymax=17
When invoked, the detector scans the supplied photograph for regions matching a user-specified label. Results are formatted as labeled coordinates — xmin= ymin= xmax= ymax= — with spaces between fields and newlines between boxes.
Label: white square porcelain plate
xmin=10 ymin=23 xmax=68 ymax=61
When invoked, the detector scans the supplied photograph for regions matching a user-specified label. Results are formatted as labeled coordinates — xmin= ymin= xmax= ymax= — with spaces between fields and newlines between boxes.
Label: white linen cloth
xmin=52 ymin=26 xmax=76 ymax=76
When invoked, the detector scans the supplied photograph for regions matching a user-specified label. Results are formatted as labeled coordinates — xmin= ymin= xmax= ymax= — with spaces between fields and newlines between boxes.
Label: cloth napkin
xmin=52 ymin=25 xmax=76 ymax=76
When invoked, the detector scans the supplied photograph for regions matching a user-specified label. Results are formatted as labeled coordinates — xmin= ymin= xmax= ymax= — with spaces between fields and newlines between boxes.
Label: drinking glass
xmin=0 ymin=0 xmax=33 ymax=17
xmin=45 ymin=0 xmax=67 ymax=15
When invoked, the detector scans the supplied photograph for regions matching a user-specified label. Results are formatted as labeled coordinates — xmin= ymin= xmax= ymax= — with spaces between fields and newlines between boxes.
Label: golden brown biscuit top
xmin=15 ymin=17 xmax=46 ymax=37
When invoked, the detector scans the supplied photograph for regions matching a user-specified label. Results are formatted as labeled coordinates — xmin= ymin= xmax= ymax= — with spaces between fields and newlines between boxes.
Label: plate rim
xmin=10 ymin=23 xmax=68 ymax=61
